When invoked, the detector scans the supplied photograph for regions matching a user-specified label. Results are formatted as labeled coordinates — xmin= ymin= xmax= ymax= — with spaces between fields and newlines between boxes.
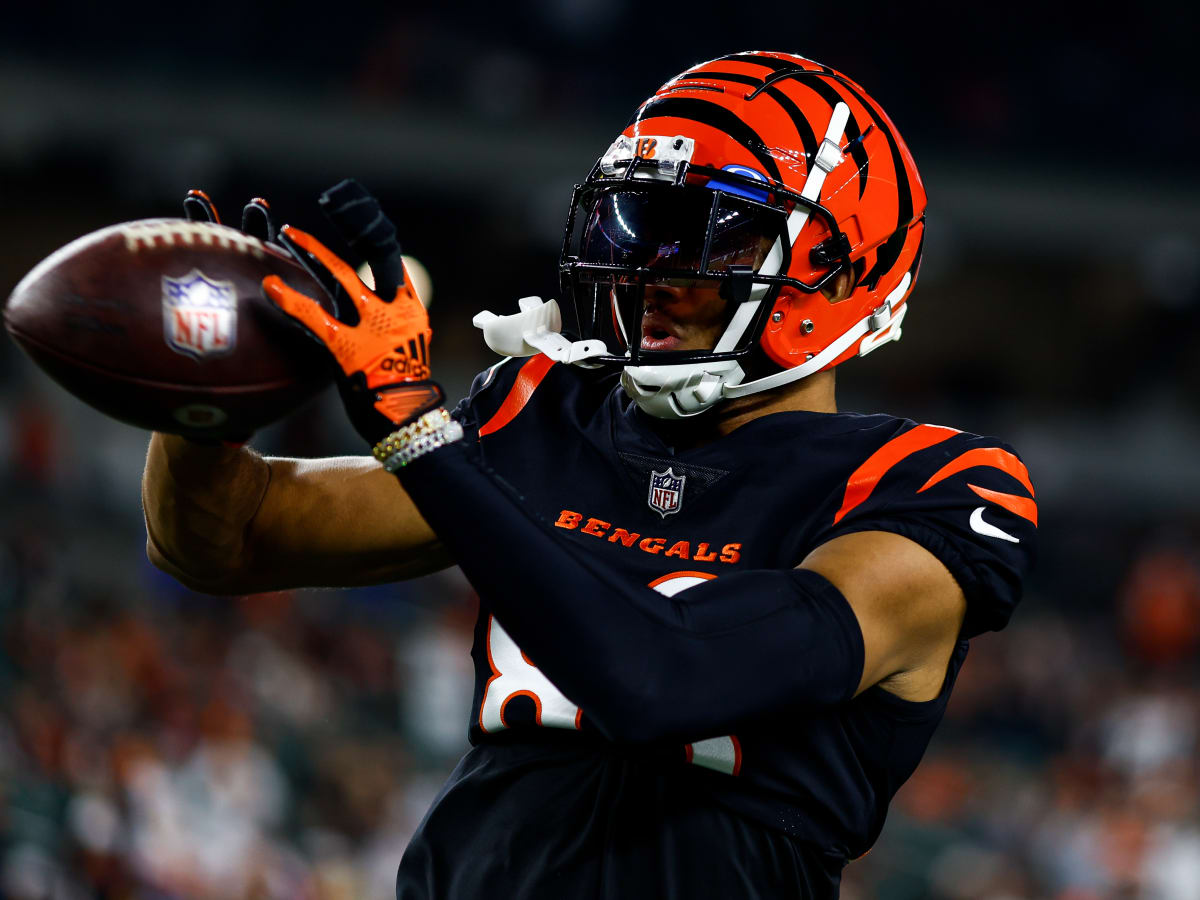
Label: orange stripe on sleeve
xmin=833 ymin=424 xmax=959 ymax=524
xmin=969 ymin=484 xmax=1038 ymax=526
xmin=477 ymin=354 xmax=557 ymax=437
xmin=917 ymin=447 xmax=1034 ymax=498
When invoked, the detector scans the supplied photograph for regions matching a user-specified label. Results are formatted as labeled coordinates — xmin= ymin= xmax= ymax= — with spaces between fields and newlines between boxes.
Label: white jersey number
xmin=479 ymin=616 xmax=582 ymax=732
xmin=477 ymin=572 xmax=741 ymax=776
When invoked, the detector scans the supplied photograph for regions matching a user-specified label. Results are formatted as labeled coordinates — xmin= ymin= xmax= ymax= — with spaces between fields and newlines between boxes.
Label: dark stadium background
xmin=2 ymin=3 xmax=1199 ymax=897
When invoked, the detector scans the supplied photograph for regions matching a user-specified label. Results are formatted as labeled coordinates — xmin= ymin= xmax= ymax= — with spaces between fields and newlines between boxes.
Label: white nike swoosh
xmin=970 ymin=506 xmax=1020 ymax=543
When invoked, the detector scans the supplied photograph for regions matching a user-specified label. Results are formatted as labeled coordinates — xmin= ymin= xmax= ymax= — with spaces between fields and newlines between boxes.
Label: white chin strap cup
xmin=472 ymin=296 xmax=563 ymax=357
xmin=621 ymin=360 xmax=744 ymax=419
xmin=472 ymin=297 xmax=608 ymax=364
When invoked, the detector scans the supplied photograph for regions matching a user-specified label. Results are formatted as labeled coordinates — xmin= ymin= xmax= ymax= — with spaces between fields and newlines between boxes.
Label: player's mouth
xmin=640 ymin=312 xmax=682 ymax=351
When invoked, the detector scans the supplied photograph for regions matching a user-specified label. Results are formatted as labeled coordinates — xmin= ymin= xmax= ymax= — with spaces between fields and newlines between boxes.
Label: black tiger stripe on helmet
xmin=716 ymin=53 xmax=912 ymax=221
xmin=661 ymin=70 xmax=823 ymax=167
xmin=630 ymin=96 xmax=784 ymax=185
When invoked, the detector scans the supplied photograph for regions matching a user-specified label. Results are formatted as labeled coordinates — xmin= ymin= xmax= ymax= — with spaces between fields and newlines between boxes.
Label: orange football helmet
xmin=558 ymin=51 xmax=927 ymax=418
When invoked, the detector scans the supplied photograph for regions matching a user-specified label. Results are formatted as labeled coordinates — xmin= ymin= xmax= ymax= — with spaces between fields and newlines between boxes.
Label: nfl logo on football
xmin=648 ymin=468 xmax=686 ymax=518
xmin=162 ymin=269 xmax=237 ymax=360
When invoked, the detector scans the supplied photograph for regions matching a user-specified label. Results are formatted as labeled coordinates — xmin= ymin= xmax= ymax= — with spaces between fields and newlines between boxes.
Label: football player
xmin=143 ymin=51 xmax=1037 ymax=899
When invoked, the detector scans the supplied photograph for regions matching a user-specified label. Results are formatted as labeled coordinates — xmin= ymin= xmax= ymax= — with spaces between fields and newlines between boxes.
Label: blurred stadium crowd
xmin=3 ymin=2 xmax=1200 ymax=898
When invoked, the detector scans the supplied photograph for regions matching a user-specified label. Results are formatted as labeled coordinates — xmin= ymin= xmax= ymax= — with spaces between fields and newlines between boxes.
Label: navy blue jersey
xmin=396 ymin=355 xmax=1036 ymax=899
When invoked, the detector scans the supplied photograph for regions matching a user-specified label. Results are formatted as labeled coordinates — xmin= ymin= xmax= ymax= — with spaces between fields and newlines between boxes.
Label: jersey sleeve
xmin=826 ymin=426 xmax=1037 ymax=639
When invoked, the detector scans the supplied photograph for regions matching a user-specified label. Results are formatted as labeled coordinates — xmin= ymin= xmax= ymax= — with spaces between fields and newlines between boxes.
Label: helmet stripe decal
xmin=682 ymin=70 xmax=761 ymax=88
xmin=758 ymin=86 xmax=821 ymax=169
xmin=714 ymin=52 xmax=804 ymax=71
xmin=780 ymin=77 xmax=869 ymax=200
xmin=631 ymin=97 xmax=783 ymax=184
xmin=859 ymin=228 xmax=907 ymax=290
xmin=780 ymin=69 xmax=918 ymax=283
xmin=717 ymin=54 xmax=907 ymax=217
xmin=714 ymin=55 xmax=871 ymax=199
xmin=671 ymin=70 xmax=820 ymax=165
xmin=805 ymin=73 xmax=912 ymax=227
xmin=759 ymin=71 xmax=872 ymax=200
xmin=903 ymin=217 xmax=926 ymax=282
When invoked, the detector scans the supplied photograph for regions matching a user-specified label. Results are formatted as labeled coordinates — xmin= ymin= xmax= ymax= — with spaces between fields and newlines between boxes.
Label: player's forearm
xmin=244 ymin=455 xmax=454 ymax=588
xmin=142 ymin=432 xmax=271 ymax=593
xmin=397 ymin=440 xmax=864 ymax=744
xmin=145 ymin=435 xmax=454 ymax=592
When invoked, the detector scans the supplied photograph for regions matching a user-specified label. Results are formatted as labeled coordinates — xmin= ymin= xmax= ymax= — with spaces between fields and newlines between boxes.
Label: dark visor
xmin=576 ymin=186 xmax=786 ymax=275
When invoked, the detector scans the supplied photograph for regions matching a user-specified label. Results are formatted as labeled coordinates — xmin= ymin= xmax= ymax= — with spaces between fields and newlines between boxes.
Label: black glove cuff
xmin=339 ymin=375 xmax=446 ymax=446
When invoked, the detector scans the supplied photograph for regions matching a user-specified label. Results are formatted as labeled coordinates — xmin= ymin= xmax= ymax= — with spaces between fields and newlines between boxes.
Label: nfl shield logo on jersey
xmin=162 ymin=269 xmax=237 ymax=360
xmin=648 ymin=467 xmax=686 ymax=518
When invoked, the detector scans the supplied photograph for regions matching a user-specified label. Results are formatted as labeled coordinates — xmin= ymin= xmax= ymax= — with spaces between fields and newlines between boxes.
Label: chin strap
xmin=723 ymin=272 xmax=910 ymax=399
xmin=469 ymin=272 xmax=910 ymax=415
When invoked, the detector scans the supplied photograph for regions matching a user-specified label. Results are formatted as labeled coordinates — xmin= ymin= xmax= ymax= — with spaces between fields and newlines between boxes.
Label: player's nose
xmin=644 ymin=284 xmax=689 ymax=311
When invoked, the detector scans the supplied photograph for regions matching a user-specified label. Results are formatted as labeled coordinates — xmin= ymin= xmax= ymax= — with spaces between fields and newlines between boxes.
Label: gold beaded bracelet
xmin=372 ymin=408 xmax=464 ymax=472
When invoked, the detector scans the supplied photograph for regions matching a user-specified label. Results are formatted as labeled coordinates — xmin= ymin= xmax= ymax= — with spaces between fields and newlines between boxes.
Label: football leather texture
xmin=4 ymin=218 xmax=332 ymax=440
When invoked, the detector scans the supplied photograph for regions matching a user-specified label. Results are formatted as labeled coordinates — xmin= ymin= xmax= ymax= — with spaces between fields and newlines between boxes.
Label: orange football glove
xmin=263 ymin=224 xmax=444 ymax=444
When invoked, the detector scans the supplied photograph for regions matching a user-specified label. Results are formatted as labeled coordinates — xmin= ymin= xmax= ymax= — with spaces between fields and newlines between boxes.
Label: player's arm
xmin=391 ymin=439 xmax=968 ymax=743
xmin=143 ymin=182 xmax=455 ymax=594
xmin=256 ymin=198 xmax=963 ymax=742
xmin=799 ymin=530 xmax=966 ymax=702
xmin=142 ymin=432 xmax=450 ymax=594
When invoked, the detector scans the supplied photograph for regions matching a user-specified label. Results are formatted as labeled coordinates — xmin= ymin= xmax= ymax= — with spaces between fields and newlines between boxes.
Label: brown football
xmin=3 ymin=218 xmax=332 ymax=440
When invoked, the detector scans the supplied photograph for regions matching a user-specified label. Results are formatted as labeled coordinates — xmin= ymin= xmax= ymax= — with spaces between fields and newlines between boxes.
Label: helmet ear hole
xmin=853 ymin=257 xmax=865 ymax=280
xmin=820 ymin=269 xmax=855 ymax=303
